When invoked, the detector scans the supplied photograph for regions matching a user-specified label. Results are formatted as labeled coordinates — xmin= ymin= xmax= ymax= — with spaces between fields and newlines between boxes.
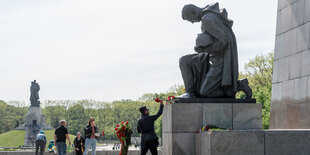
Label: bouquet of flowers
xmin=154 ymin=96 xmax=175 ymax=104
xmin=195 ymin=125 xmax=229 ymax=133
xmin=115 ymin=121 xmax=133 ymax=155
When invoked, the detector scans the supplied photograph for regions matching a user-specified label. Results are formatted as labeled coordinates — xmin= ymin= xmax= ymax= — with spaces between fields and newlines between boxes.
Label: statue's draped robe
xmin=30 ymin=83 xmax=40 ymax=107
xmin=200 ymin=3 xmax=239 ymax=97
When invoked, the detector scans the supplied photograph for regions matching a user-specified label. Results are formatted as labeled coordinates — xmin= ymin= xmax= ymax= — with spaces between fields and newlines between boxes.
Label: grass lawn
xmin=0 ymin=130 xmax=75 ymax=147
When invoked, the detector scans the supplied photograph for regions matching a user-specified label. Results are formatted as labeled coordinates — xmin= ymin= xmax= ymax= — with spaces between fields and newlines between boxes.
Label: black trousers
xmin=75 ymin=150 xmax=83 ymax=155
xmin=140 ymin=139 xmax=158 ymax=155
xmin=141 ymin=147 xmax=157 ymax=155
xmin=35 ymin=140 xmax=46 ymax=155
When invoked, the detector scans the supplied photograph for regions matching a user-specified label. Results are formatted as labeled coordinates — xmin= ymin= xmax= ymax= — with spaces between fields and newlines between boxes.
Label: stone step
xmin=195 ymin=130 xmax=310 ymax=155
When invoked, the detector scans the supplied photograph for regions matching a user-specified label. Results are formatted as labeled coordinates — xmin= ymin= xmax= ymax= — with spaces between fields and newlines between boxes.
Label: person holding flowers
xmin=137 ymin=99 xmax=164 ymax=155
xmin=83 ymin=117 xmax=99 ymax=155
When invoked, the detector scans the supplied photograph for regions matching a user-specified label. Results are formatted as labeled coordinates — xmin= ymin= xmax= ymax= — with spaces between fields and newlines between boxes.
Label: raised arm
xmin=150 ymin=102 xmax=164 ymax=120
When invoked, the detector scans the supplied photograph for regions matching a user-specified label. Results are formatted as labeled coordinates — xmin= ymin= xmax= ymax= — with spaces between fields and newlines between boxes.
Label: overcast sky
xmin=0 ymin=0 xmax=277 ymax=102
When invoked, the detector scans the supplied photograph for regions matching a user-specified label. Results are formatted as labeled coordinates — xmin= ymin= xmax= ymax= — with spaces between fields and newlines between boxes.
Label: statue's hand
xmin=194 ymin=46 xmax=205 ymax=53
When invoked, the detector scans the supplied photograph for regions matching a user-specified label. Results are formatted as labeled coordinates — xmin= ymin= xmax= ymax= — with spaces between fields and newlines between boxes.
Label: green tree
xmin=238 ymin=52 xmax=273 ymax=129
xmin=67 ymin=104 xmax=88 ymax=135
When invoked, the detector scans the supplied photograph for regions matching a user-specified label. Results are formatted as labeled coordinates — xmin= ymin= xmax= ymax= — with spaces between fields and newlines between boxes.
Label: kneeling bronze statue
xmin=178 ymin=3 xmax=252 ymax=99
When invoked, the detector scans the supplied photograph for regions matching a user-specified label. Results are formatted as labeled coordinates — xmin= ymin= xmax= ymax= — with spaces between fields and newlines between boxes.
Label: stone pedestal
xmin=162 ymin=101 xmax=262 ymax=155
xmin=195 ymin=130 xmax=310 ymax=155
xmin=17 ymin=107 xmax=53 ymax=146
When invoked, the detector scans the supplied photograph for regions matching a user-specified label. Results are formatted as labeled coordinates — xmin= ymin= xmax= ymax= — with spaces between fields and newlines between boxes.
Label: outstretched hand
xmin=194 ymin=46 xmax=204 ymax=53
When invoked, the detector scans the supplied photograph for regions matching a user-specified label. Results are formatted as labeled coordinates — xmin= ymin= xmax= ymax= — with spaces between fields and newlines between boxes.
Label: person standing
xmin=83 ymin=117 xmax=98 ymax=155
xmin=55 ymin=120 xmax=72 ymax=155
xmin=35 ymin=130 xmax=47 ymax=155
xmin=74 ymin=132 xmax=85 ymax=155
xmin=137 ymin=101 xmax=164 ymax=155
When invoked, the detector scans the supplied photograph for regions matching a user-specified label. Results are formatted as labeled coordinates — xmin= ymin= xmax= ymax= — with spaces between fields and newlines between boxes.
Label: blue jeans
xmin=56 ymin=142 xmax=67 ymax=155
xmin=83 ymin=138 xmax=97 ymax=155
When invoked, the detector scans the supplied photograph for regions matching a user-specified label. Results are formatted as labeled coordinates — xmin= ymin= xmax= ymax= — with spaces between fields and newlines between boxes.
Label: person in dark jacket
xmin=137 ymin=101 xmax=164 ymax=155
xmin=35 ymin=130 xmax=47 ymax=155
xmin=74 ymin=132 xmax=85 ymax=155
xmin=83 ymin=117 xmax=98 ymax=155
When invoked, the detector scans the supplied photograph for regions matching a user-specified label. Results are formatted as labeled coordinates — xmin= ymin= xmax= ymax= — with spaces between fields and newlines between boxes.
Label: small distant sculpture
xmin=179 ymin=2 xmax=252 ymax=99
xmin=30 ymin=80 xmax=40 ymax=107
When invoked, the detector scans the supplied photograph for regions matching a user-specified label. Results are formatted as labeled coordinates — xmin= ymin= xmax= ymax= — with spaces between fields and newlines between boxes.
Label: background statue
xmin=179 ymin=3 xmax=252 ymax=99
xmin=30 ymin=80 xmax=40 ymax=107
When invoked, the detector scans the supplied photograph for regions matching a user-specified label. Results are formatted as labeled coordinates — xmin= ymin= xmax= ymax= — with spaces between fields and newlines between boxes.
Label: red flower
xmin=206 ymin=125 xmax=210 ymax=130
xmin=155 ymin=97 xmax=161 ymax=103
xmin=125 ymin=121 xmax=128 ymax=124
xmin=115 ymin=127 xmax=118 ymax=131
xmin=121 ymin=121 xmax=124 ymax=124
xmin=117 ymin=124 xmax=120 ymax=127
xmin=229 ymin=128 xmax=232 ymax=131
xmin=168 ymin=96 xmax=175 ymax=100
xmin=102 ymin=131 xmax=105 ymax=136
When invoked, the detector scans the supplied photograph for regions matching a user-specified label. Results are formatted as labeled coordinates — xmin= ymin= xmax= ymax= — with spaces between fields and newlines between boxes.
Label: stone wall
xmin=195 ymin=130 xmax=310 ymax=155
xmin=270 ymin=0 xmax=310 ymax=129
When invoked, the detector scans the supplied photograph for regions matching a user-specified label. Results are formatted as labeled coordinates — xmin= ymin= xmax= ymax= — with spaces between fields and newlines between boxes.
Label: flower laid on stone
xmin=115 ymin=121 xmax=133 ymax=155
xmin=154 ymin=96 xmax=176 ymax=105
xmin=196 ymin=125 xmax=226 ymax=133
xmin=168 ymin=96 xmax=175 ymax=100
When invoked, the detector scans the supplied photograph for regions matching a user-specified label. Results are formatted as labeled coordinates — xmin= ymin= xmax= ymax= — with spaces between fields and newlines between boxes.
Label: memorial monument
xmin=163 ymin=1 xmax=310 ymax=154
xmin=178 ymin=3 xmax=252 ymax=99
xmin=162 ymin=3 xmax=262 ymax=154
xmin=16 ymin=80 xmax=53 ymax=146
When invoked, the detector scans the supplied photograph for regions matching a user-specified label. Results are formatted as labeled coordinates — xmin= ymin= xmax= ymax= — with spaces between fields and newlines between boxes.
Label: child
xmin=48 ymin=140 xmax=57 ymax=154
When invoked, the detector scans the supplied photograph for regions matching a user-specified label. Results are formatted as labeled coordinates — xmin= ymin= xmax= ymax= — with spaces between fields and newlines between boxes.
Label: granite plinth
xmin=163 ymin=102 xmax=262 ymax=133
xmin=20 ymin=107 xmax=53 ymax=146
xmin=175 ymin=98 xmax=256 ymax=103
xmin=163 ymin=133 xmax=196 ymax=155
xmin=195 ymin=131 xmax=264 ymax=155
xmin=195 ymin=130 xmax=310 ymax=155
xmin=163 ymin=102 xmax=262 ymax=155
